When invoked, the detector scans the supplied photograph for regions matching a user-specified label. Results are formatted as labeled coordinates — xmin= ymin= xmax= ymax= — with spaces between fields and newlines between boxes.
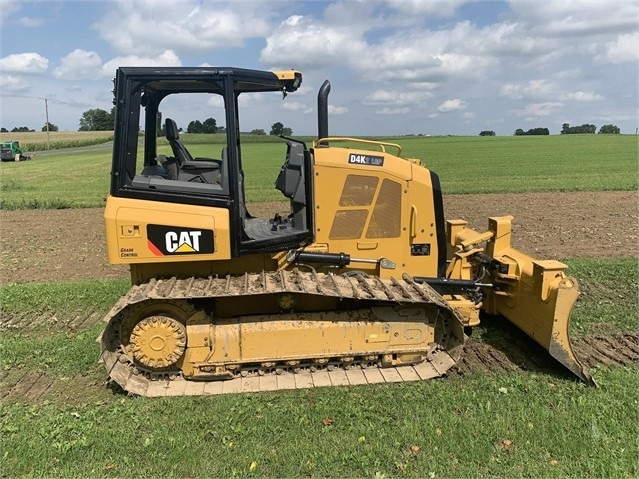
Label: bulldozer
xmin=100 ymin=66 xmax=594 ymax=396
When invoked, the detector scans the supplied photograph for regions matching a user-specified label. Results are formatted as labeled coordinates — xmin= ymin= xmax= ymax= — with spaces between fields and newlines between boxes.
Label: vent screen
xmin=329 ymin=209 xmax=368 ymax=239
xmin=366 ymin=179 xmax=401 ymax=238
xmin=339 ymin=175 xmax=379 ymax=207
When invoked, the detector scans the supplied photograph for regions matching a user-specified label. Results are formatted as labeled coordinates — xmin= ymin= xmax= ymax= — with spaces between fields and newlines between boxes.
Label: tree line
xmin=477 ymin=123 xmax=622 ymax=136
xmin=2 ymin=107 xmax=622 ymax=138
xmin=2 ymin=108 xmax=294 ymax=136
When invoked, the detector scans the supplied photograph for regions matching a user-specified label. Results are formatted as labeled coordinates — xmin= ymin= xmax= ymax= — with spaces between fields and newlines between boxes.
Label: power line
xmin=0 ymin=93 xmax=52 ymax=149
xmin=0 ymin=93 xmax=85 ymax=107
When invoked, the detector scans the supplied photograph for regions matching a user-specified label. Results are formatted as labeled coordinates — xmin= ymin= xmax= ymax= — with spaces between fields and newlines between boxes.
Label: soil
xmin=1 ymin=191 xmax=637 ymax=284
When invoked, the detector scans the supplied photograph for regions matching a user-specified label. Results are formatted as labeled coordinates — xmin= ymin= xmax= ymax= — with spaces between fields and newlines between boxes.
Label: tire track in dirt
xmin=2 ymin=333 xmax=636 ymax=403
xmin=1 ymin=310 xmax=103 ymax=332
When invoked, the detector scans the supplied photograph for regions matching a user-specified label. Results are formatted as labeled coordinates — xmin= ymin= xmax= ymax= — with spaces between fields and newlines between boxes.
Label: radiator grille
xmin=367 ymin=179 xmax=401 ymax=238
xmin=339 ymin=175 xmax=379 ymax=207
xmin=329 ymin=209 xmax=368 ymax=239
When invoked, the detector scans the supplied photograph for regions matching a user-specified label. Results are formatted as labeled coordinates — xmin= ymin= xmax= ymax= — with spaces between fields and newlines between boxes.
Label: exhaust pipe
xmin=317 ymin=80 xmax=330 ymax=140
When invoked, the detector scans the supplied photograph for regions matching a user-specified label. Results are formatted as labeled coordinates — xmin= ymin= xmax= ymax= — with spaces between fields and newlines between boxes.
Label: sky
xmin=0 ymin=0 xmax=637 ymax=136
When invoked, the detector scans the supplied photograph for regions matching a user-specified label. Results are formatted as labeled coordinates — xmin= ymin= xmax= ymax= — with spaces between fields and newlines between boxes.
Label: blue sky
xmin=1 ymin=0 xmax=637 ymax=136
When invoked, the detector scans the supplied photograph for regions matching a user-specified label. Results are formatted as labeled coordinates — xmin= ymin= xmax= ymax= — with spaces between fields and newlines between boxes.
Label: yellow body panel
xmin=104 ymin=196 xmax=231 ymax=264
xmin=310 ymin=146 xmax=440 ymax=279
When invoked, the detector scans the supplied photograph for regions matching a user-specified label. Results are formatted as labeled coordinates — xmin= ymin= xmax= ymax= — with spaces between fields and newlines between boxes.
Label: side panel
xmin=104 ymin=196 xmax=231 ymax=264
xmin=311 ymin=147 xmax=440 ymax=279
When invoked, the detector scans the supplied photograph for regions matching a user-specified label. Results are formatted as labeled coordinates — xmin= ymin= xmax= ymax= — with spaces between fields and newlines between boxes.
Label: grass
xmin=1 ymin=367 xmax=636 ymax=478
xmin=0 ymin=134 xmax=636 ymax=209
xmin=565 ymin=258 xmax=639 ymax=336
xmin=0 ymin=279 xmax=129 ymax=318
xmin=0 ymin=260 xmax=636 ymax=477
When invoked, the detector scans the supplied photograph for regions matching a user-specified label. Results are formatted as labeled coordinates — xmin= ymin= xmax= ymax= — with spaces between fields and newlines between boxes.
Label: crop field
xmin=0 ymin=130 xmax=114 ymax=151
xmin=0 ymin=134 xmax=637 ymax=478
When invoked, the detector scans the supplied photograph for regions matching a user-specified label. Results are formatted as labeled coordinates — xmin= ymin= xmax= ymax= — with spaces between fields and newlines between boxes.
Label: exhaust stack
xmin=317 ymin=80 xmax=330 ymax=140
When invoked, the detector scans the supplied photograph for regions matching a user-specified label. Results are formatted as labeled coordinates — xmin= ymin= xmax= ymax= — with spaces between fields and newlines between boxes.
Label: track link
xmin=99 ymin=270 xmax=465 ymax=396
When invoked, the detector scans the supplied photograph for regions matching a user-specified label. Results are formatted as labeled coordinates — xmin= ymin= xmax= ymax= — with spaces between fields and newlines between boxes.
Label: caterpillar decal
xmin=147 ymin=224 xmax=214 ymax=256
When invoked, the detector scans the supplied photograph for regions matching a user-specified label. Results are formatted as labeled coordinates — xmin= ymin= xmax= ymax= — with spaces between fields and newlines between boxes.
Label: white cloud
xmin=18 ymin=16 xmax=44 ymax=27
xmin=377 ymin=107 xmax=410 ymax=115
xmin=0 ymin=0 xmax=19 ymax=26
xmin=364 ymin=89 xmax=433 ymax=106
xmin=0 ymin=74 xmax=30 ymax=91
xmin=501 ymin=80 xmax=555 ymax=100
xmin=561 ymin=91 xmax=603 ymax=102
xmin=597 ymin=32 xmax=639 ymax=64
xmin=261 ymin=15 xmax=367 ymax=68
xmin=384 ymin=0 xmax=468 ymax=18
xmin=508 ymin=1 xmax=639 ymax=37
xmin=328 ymin=105 xmax=348 ymax=115
xmin=100 ymin=50 xmax=181 ymax=77
xmin=53 ymin=49 xmax=102 ymax=80
xmin=95 ymin=0 xmax=272 ymax=56
xmin=437 ymin=99 xmax=466 ymax=112
xmin=0 ymin=52 xmax=48 ymax=73
xmin=512 ymin=102 xmax=563 ymax=118
xmin=282 ymin=101 xmax=314 ymax=114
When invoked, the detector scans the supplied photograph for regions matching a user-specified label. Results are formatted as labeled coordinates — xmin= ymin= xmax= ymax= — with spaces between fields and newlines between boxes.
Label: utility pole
xmin=44 ymin=98 xmax=50 ymax=150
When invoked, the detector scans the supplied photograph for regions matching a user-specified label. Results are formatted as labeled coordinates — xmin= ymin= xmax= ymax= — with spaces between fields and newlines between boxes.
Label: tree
xmin=1 ymin=127 xmax=7 ymax=132
xmin=42 ymin=122 xmax=58 ymax=132
xmin=514 ymin=127 xmax=549 ymax=136
xmin=11 ymin=126 xmax=33 ymax=132
xmin=598 ymin=124 xmax=620 ymax=134
xmin=250 ymin=129 xmax=266 ymax=135
xmin=270 ymin=122 xmax=284 ymax=136
xmin=479 ymin=130 xmax=495 ymax=136
xmin=269 ymin=123 xmax=293 ymax=136
xmin=79 ymin=108 xmax=114 ymax=131
xmin=187 ymin=120 xmax=203 ymax=133
xmin=561 ymin=123 xmax=596 ymax=134
xmin=202 ymin=117 xmax=217 ymax=134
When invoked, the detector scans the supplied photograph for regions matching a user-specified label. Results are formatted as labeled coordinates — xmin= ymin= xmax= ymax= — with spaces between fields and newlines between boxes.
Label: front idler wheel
xmin=129 ymin=316 xmax=187 ymax=369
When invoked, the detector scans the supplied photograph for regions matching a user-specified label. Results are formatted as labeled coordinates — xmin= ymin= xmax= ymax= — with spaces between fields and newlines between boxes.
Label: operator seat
xmin=161 ymin=118 xmax=222 ymax=184
xmin=165 ymin=118 xmax=193 ymax=165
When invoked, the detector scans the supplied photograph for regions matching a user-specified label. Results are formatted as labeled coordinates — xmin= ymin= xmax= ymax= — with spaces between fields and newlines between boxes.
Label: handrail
xmin=313 ymin=137 xmax=402 ymax=157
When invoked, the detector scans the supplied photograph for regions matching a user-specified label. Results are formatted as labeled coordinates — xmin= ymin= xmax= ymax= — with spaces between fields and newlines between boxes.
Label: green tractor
xmin=0 ymin=141 xmax=30 ymax=161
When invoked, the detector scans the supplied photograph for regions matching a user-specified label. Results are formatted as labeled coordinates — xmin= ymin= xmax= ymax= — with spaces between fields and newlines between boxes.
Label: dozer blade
xmin=483 ymin=216 xmax=596 ymax=386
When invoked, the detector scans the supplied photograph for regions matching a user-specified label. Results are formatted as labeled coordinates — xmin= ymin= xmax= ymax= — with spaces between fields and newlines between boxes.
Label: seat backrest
xmin=165 ymin=118 xmax=193 ymax=165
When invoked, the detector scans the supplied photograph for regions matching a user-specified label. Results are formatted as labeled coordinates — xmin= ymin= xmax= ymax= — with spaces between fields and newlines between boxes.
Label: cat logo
xmin=147 ymin=224 xmax=214 ymax=256
xmin=165 ymin=230 xmax=201 ymax=253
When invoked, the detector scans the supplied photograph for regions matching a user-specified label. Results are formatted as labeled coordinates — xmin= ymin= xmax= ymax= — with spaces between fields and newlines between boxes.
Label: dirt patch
xmin=1 ymin=191 xmax=636 ymax=284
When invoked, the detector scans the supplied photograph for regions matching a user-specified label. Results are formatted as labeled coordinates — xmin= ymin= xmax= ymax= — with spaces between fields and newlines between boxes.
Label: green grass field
xmin=0 ymin=134 xmax=636 ymax=209
xmin=1 ymin=366 xmax=635 ymax=478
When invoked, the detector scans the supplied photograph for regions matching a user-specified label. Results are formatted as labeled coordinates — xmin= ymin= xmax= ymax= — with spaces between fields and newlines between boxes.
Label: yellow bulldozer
xmin=100 ymin=67 xmax=593 ymax=396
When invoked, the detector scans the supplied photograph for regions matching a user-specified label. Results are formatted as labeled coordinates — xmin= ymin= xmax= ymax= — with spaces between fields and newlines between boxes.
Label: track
xmin=99 ymin=270 xmax=465 ymax=396
xmin=2 ymin=332 xmax=637 ymax=402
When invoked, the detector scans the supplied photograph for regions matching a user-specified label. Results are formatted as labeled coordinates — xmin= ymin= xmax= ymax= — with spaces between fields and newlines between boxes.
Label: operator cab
xmin=110 ymin=67 xmax=311 ymax=256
